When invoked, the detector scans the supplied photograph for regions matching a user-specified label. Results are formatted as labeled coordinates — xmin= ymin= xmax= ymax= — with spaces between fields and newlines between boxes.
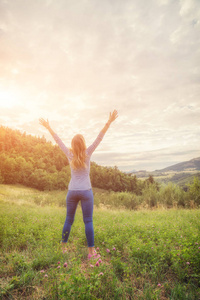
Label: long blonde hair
xmin=70 ymin=134 xmax=87 ymax=169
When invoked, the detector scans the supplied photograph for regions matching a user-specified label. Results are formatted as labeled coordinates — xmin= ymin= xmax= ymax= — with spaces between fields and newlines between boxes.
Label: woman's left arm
xmin=39 ymin=118 xmax=55 ymax=136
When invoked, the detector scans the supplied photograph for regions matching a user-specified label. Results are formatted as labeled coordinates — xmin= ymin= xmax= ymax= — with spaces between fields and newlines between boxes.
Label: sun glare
xmin=0 ymin=89 xmax=21 ymax=108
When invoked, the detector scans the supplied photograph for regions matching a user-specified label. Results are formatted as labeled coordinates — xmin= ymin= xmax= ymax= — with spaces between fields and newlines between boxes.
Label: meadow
xmin=0 ymin=184 xmax=200 ymax=299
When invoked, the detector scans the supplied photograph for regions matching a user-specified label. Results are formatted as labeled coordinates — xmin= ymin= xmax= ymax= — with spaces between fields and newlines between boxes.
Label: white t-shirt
xmin=53 ymin=132 xmax=105 ymax=190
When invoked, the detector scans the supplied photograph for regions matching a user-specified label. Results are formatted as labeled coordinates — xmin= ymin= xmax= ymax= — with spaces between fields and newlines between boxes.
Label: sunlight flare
xmin=0 ymin=89 xmax=21 ymax=108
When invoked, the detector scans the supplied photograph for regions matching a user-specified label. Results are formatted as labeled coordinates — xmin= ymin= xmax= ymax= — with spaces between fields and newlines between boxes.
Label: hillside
xmin=154 ymin=171 xmax=200 ymax=189
xmin=0 ymin=126 xmax=143 ymax=193
xmin=156 ymin=157 xmax=200 ymax=172
xmin=130 ymin=157 xmax=200 ymax=189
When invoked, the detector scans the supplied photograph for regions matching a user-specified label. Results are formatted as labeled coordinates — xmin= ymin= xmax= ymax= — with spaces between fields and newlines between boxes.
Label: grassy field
xmin=0 ymin=185 xmax=200 ymax=299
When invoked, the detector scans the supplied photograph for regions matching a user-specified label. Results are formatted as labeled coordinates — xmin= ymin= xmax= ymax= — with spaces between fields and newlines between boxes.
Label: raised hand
xmin=39 ymin=118 xmax=50 ymax=129
xmin=108 ymin=109 xmax=118 ymax=124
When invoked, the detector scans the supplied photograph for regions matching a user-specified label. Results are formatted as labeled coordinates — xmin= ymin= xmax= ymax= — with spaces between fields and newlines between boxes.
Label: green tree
xmin=0 ymin=170 xmax=4 ymax=183
xmin=188 ymin=177 xmax=200 ymax=206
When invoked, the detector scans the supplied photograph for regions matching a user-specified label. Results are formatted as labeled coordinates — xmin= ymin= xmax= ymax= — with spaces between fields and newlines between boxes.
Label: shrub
xmin=188 ymin=177 xmax=200 ymax=207
xmin=159 ymin=183 xmax=181 ymax=208
xmin=142 ymin=183 xmax=159 ymax=208
xmin=0 ymin=171 xmax=4 ymax=184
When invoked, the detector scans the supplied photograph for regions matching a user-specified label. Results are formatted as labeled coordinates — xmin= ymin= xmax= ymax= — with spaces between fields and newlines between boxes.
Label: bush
xmin=159 ymin=183 xmax=176 ymax=208
xmin=142 ymin=183 xmax=159 ymax=208
xmin=188 ymin=177 xmax=200 ymax=207
xmin=0 ymin=171 xmax=4 ymax=184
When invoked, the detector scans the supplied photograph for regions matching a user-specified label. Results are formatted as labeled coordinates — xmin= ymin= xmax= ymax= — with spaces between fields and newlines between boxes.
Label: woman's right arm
xmin=39 ymin=118 xmax=70 ymax=157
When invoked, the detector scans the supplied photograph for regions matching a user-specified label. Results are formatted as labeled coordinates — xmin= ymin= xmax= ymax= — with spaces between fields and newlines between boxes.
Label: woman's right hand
xmin=39 ymin=118 xmax=50 ymax=129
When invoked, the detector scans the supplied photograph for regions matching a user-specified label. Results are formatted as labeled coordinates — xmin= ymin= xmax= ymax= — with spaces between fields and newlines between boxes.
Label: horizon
xmin=0 ymin=0 xmax=199 ymax=171
xmin=2 ymin=124 xmax=200 ymax=173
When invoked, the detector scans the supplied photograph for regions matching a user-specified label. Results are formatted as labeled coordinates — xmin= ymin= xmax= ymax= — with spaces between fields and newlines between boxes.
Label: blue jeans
xmin=62 ymin=189 xmax=94 ymax=247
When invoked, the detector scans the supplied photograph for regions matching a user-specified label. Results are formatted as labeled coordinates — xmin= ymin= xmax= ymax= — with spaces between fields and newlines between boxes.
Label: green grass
xmin=0 ymin=185 xmax=200 ymax=299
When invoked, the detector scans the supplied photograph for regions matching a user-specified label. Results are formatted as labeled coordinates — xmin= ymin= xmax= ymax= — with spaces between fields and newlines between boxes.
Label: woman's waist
xmin=68 ymin=177 xmax=91 ymax=189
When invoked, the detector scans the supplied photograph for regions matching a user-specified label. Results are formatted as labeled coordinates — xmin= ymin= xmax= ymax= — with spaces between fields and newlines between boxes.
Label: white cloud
xmin=0 ymin=0 xmax=199 ymax=171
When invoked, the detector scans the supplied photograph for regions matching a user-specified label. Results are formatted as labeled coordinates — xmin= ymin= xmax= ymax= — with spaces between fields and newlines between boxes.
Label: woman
xmin=39 ymin=110 xmax=118 ymax=257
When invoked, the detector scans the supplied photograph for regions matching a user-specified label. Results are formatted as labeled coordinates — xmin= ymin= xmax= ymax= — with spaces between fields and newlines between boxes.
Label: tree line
xmin=1 ymin=126 xmax=199 ymax=208
xmin=0 ymin=126 xmax=153 ymax=193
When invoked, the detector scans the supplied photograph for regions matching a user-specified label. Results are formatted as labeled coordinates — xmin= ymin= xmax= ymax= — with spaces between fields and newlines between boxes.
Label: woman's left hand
xmin=39 ymin=118 xmax=50 ymax=129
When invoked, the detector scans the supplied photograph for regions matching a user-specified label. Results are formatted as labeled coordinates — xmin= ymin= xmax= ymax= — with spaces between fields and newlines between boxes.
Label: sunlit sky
xmin=0 ymin=0 xmax=200 ymax=171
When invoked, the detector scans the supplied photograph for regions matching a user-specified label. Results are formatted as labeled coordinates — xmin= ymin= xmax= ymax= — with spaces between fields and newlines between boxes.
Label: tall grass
xmin=1 ymin=180 xmax=198 ymax=210
xmin=0 ymin=184 xmax=200 ymax=299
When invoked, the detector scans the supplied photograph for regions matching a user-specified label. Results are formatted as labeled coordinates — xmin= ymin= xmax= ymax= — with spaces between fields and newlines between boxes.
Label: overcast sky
xmin=0 ymin=0 xmax=199 ymax=171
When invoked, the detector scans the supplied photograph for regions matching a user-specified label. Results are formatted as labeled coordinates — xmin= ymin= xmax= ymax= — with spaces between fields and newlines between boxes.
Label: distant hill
xmin=156 ymin=157 xmax=200 ymax=172
xmin=151 ymin=157 xmax=200 ymax=189
xmin=130 ymin=157 xmax=200 ymax=189
xmin=154 ymin=171 xmax=200 ymax=189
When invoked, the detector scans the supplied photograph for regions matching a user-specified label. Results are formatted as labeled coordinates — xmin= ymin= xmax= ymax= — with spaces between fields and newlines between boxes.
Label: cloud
xmin=0 ymin=0 xmax=199 ymax=171
xmin=93 ymin=145 xmax=200 ymax=171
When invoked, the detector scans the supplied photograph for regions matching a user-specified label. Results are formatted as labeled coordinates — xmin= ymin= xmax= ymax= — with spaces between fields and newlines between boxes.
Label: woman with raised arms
xmin=39 ymin=110 xmax=118 ymax=258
